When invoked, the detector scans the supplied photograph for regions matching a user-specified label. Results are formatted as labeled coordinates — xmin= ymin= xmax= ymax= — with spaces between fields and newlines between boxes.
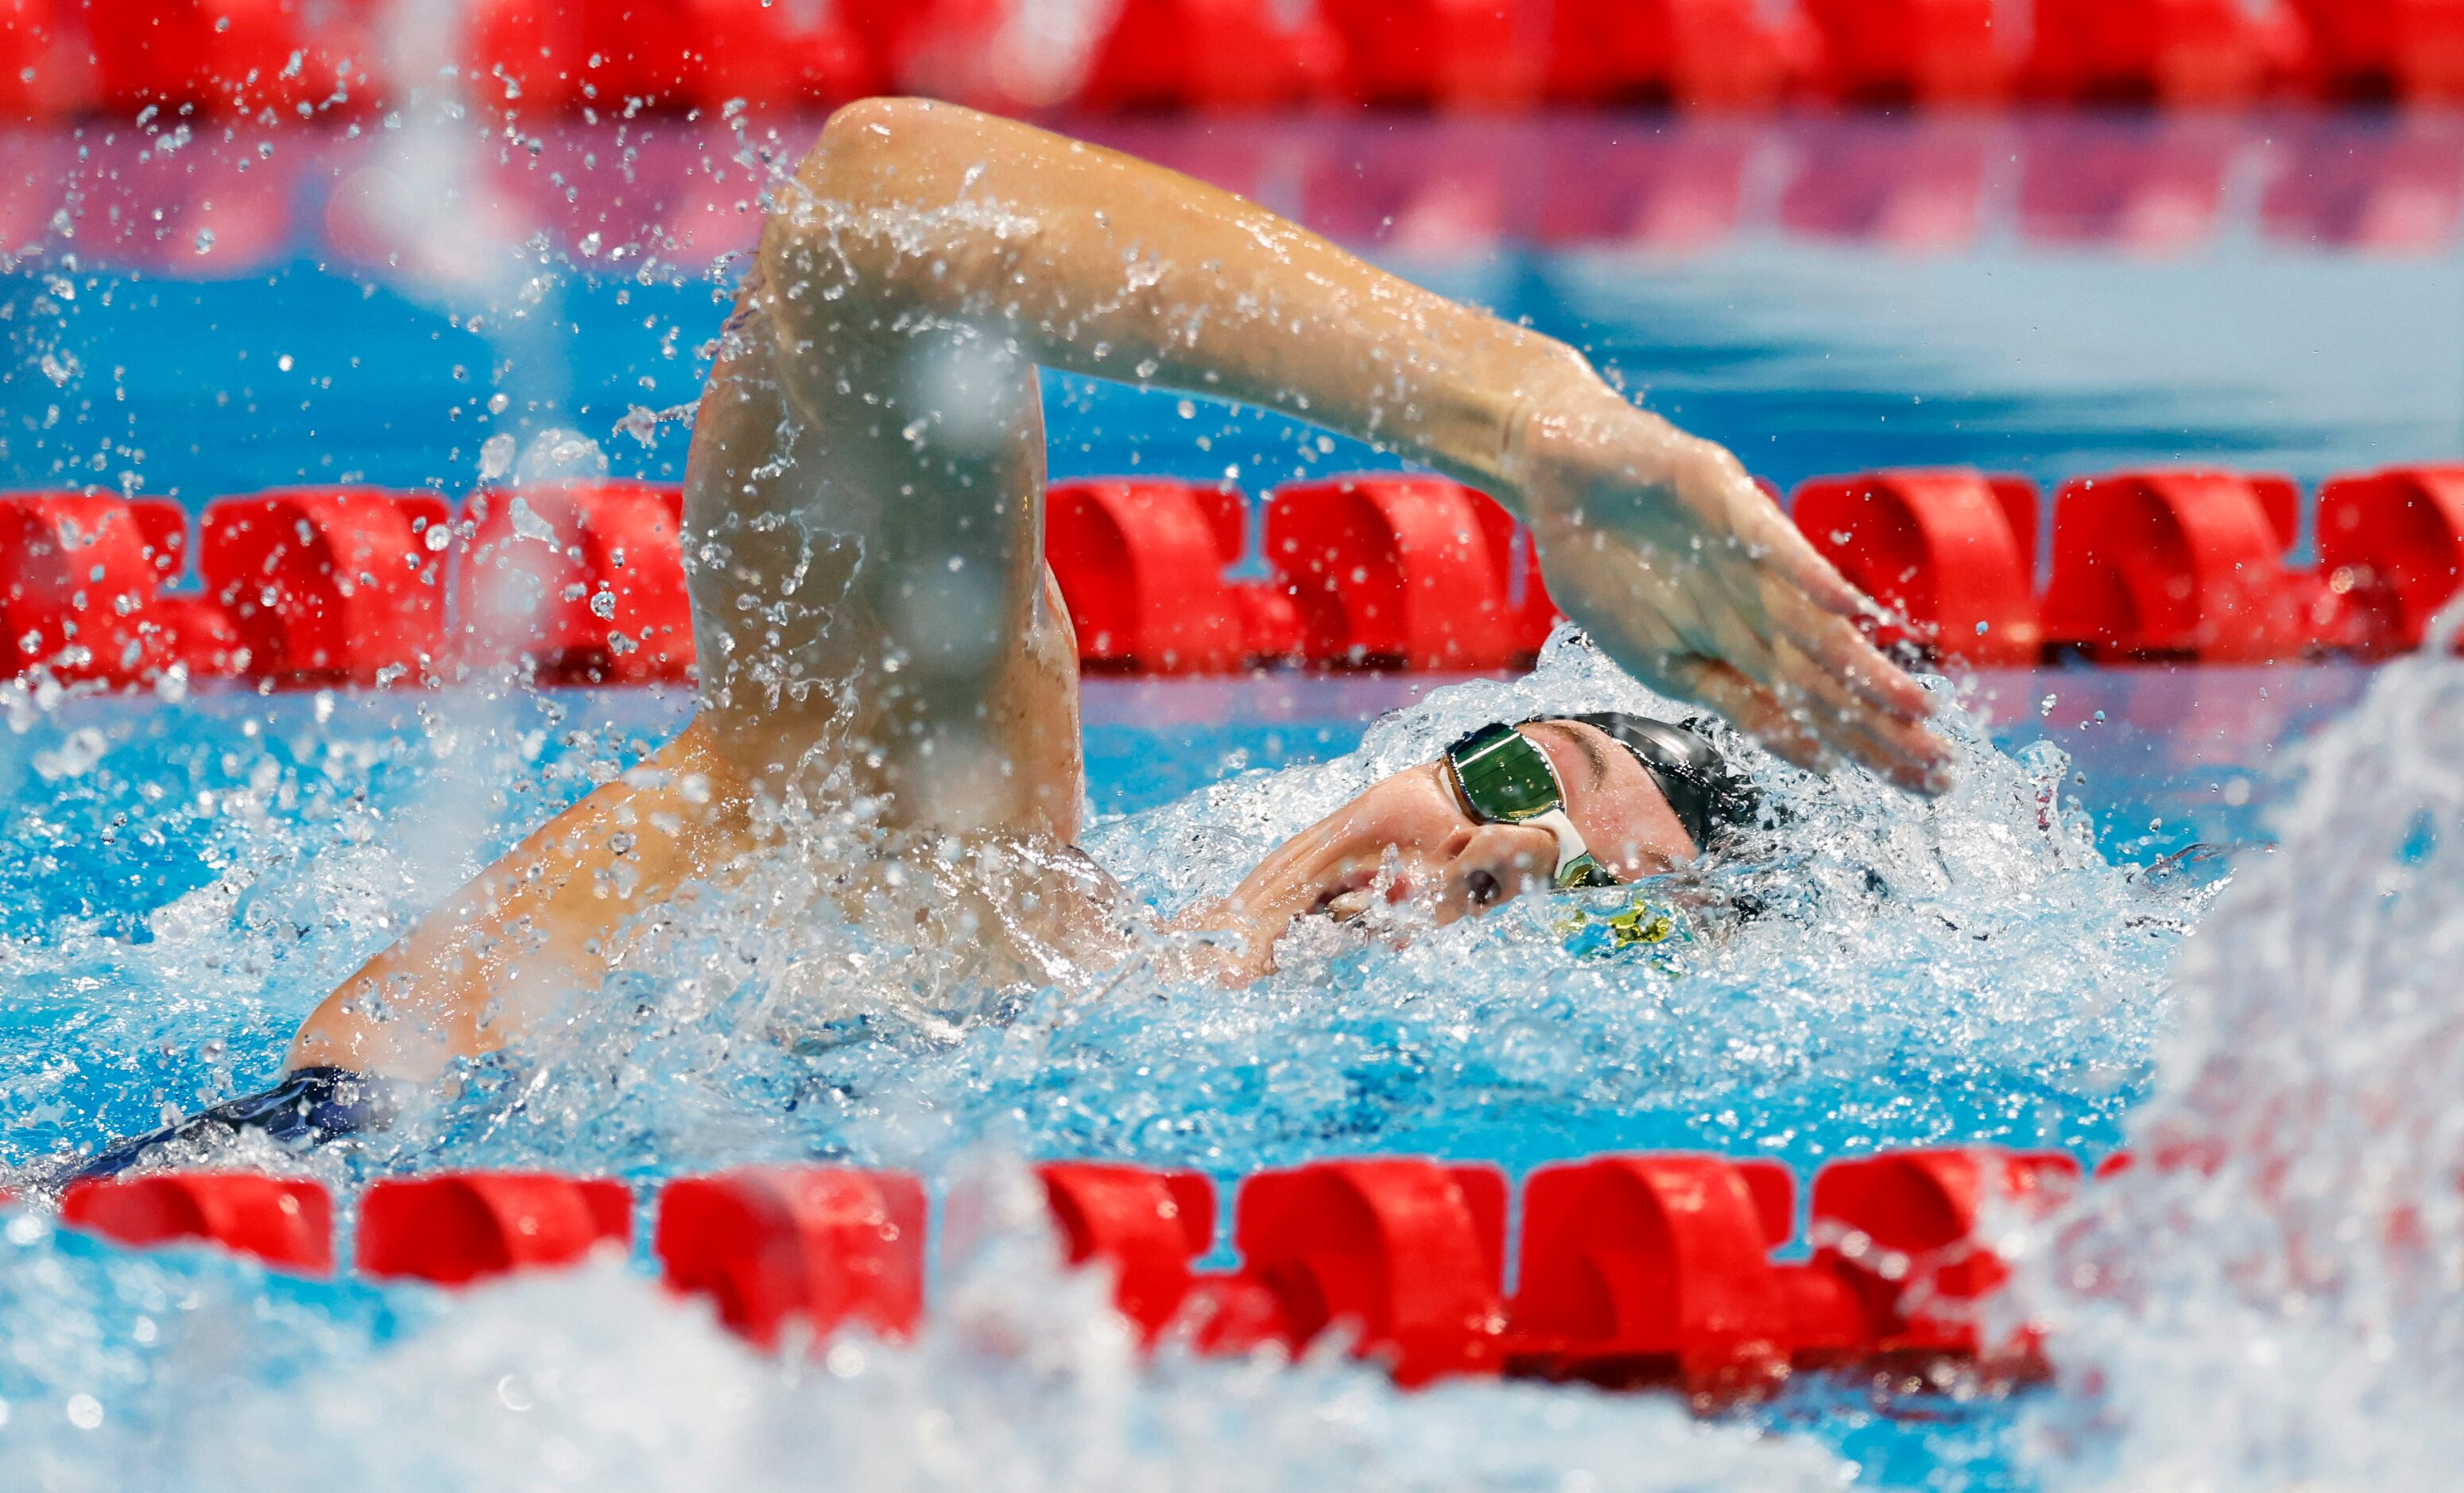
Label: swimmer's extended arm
xmin=285 ymin=719 xmax=755 ymax=1082
xmin=763 ymin=99 xmax=1948 ymax=790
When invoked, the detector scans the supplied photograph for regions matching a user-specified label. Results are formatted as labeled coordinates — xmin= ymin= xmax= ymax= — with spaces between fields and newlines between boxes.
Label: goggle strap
xmin=1525 ymin=806 xmax=1597 ymax=886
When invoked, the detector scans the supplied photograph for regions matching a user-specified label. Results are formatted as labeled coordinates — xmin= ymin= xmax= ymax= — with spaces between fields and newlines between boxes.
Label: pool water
xmin=2 ymin=107 xmax=2461 ymax=1491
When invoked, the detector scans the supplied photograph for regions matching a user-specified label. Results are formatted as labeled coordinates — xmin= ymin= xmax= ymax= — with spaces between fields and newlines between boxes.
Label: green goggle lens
xmin=1442 ymin=723 xmax=1621 ymax=890
xmin=1444 ymin=722 xmax=1560 ymax=823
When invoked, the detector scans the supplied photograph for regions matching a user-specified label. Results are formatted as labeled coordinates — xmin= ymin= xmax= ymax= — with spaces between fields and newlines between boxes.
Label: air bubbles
xmin=478 ymin=433 xmax=516 ymax=483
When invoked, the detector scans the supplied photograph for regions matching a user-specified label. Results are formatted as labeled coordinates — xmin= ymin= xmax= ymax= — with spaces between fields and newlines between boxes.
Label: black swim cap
xmin=1561 ymin=712 xmax=1761 ymax=855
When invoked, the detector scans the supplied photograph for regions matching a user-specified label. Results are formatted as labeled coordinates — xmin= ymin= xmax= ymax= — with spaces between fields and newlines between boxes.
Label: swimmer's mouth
xmin=1309 ymin=867 xmax=1509 ymax=924
xmin=1310 ymin=866 xmax=1406 ymax=924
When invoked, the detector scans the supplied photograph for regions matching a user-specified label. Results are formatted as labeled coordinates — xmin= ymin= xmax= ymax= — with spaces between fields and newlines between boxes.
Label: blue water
xmin=0 ymin=108 xmax=2458 ymax=1491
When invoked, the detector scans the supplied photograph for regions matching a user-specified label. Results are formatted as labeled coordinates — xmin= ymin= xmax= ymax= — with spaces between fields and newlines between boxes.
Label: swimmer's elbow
xmin=819 ymin=95 xmax=946 ymax=156
xmin=763 ymin=96 xmax=986 ymax=314
xmin=788 ymin=96 xmax=975 ymax=222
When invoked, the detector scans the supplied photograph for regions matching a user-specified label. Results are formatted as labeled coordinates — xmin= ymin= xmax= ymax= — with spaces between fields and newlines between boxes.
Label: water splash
xmin=2013 ymin=628 xmax=2464 ymax=1491
xmin=0 ymin=626 xmax=2211 ymax=1487
xmin=0 ymin=1157 xmax=1848 ymax=1492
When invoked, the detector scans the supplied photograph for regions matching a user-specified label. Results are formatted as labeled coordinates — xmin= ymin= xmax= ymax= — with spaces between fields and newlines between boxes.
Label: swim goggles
xmin=1441 ymin=721 xmax=1621 ymax=890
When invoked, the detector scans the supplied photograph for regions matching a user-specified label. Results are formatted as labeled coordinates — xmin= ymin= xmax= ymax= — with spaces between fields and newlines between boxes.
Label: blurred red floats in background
xmin=1779 ymin=116 xmax=1993 ymax=250
xmin=2292 ymin=0 xmax=2464 ymax=103
xmin=357 ymin=1172 xmax=633 ymax=1286
xmin=61 ymin=1171 xmax=334 ymax=1274
xmin=0 ymin=0 xmax=380 ymax=123
xmin=1077 ymin=0 xmax=1341 ymax=111
xmin=2262 ymin=114 xmax=2464 ymax=253
xmin=466 ymin=0 xmax=880 ymax=114
xmin=656 ymin=1167 xmax=928 ymax=1348
xmin=16 ymin=0 xmax=2464 ymax=119
xmin=9 ymin=111 xmax=2462 ymax=280
xmin=2027 ymin=0 xmax=2300 ymax=105
xmin=85 ymin=0 xmax=380 ymax=118
xmin=1544 ymin=0 xmax=1793 ymax=107
xmin=2014 ymin=115 xmax=2237 ymax=253
xmin=1797 ymin=0 xmax=2009 ymax=104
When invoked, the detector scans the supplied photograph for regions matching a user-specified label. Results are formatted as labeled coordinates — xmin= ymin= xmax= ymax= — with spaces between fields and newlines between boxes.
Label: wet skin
xmin=286 ymin=99 xmax=1945 ymax=1084
xmin=1191 ymin=720 xmax=1701 ymax=979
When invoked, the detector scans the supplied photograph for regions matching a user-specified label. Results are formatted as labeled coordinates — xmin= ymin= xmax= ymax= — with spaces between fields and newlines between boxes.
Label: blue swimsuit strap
xmin=58 ymin=1065 xmax=397 ymax=1189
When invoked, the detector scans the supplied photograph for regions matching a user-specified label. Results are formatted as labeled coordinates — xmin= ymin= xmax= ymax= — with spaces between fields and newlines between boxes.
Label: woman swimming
xmin=61 ymin=99 xmax=1947 ymax=1178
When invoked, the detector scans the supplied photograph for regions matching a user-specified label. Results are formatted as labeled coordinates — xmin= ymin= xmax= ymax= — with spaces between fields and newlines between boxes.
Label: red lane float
xmin=1314 ymin=0 xmax=1532 ymax=108
xmin=1792 ymin=470 xmax=2042 ymax=666
xmin=8 ymin=463 xmax=2458 ymax=688
xmin=1542 ymin=0 xmax=1791 ymax=107
xmin=60 ymin=1172 xmax=332 ymax=1274
xmin=59 ymin=1146 xmax=2117 ymax=1386
xmin=357 ymin=1173 xmax=632 ymax=1286
xmin=1808 ymin=1148 xmax=2079 ymax=1363
xmin=130 ymin=497 xmax=247 ymax=677
xmin=1265 ymin=476 xmax=1554 ymax=671
xmin=452 ymin=481 xmax=694 ymax=685
xmin=1509 ymin=1154 xmax=1799 ymax=1393
xmin=0 ymin=2 xmax=83 ymax=120
xmin=1045 ymin=479 xmax=1261 ymax=674
xmin=2026 ymin=0 xmax=2291 ymax=105
xmin=1230 ymin=1158 xmax=1510 ymax=1385
xmin=2315 ymin=464 xmax=2464 ymax=653
xmin=1798 ymin=0 xmax=2012 ymax=104
xmin=656 ymin=1168 xmax=926 ymax=1348
xmin=1077 ymin=0 xmax=1339 ymax=111
xmin=0 ymin=492 xmax=194 ymax=684
xmin=2292 ymin=0 xmax=2464 ymax=103
xmin=465 ymin=0 xmax=878 ymax=115
xmin=1037 ymin=1162 xmax=1215 ymax=1339
xmin=2040 ymin=469 xmax=2319 ymax=661
xmin=201 ymin=487 xmax=448 ymax=684
xmin=86 ymin=0 xmax=379 ymax=120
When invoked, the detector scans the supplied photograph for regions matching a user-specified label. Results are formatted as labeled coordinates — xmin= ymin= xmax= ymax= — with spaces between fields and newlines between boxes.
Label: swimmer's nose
xmin=1435 ymin=824 xmax=1555 ymax=924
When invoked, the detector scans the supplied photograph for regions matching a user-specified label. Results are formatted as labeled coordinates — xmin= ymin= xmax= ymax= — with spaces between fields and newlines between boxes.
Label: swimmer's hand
xmin=1505 ymin=374 xmax=1952 ymax=794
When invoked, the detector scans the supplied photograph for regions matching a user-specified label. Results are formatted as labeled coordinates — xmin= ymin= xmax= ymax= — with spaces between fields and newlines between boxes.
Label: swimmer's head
xmin=1223 ymin=715 xmax=1757 ymax=930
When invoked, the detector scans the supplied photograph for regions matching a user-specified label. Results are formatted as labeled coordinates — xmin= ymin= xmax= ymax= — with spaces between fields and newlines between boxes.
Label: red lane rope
xmin=2 ymin=465 xmax=2454 ymax=691
xmin=5 ymin=2 xmax=2455 ymax=120
xmin=48 ymin=1146 xmax=2100 ymax=1390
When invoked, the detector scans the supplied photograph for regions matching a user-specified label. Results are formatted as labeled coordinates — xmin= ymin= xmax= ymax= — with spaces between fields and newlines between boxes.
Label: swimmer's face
xmin=1224 ymin=719 xmax=1700 ymax=932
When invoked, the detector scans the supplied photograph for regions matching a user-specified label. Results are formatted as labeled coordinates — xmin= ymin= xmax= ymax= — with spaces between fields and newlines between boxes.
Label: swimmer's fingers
xmin=1662 ymin=657 xmax=1827 ymax=773
xmin=1663 ymin=642 xmax=1952 ymax=795
xmin=1712 ymin=469 xmax=1869 ymax=622
xmin=1768 ymin=637 xmax=1953 ymax=794
xmin=1758 ymin=578 xmax=1939 ymax=727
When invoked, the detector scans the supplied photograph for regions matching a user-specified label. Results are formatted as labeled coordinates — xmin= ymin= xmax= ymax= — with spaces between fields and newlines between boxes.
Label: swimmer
xmin=60 ymin=100 xmax=1947 ymax=1181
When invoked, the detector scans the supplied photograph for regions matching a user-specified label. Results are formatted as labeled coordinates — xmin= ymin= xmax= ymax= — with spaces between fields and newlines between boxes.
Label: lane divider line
xmin=47 ymin=1145 xmax=2102 ymax=1394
